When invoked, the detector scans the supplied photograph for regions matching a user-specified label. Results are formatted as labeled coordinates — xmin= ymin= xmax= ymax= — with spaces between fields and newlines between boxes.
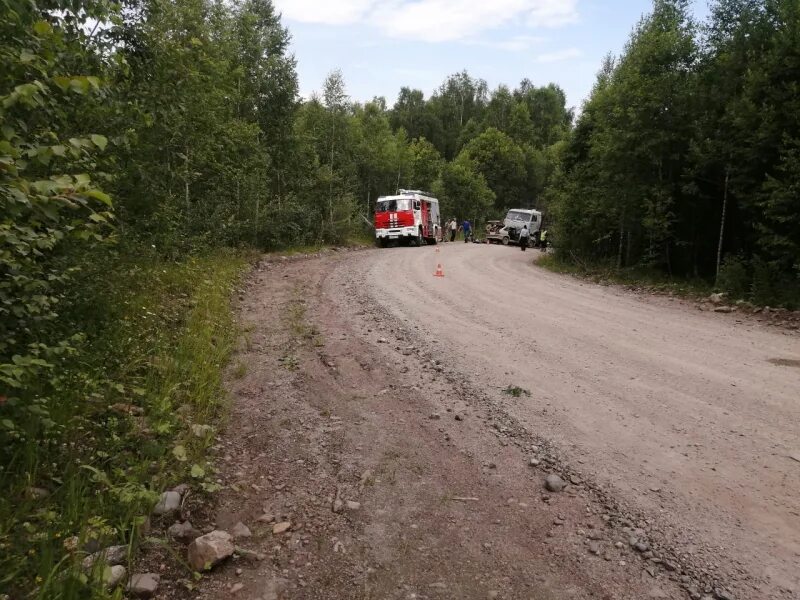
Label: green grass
xmin=503 ymin=385 xmax=531 ymax=398
xmin=537 ymin=254 xmax=714 ymax=299
xmin=0 ymin=247 xmax=249 ymax=599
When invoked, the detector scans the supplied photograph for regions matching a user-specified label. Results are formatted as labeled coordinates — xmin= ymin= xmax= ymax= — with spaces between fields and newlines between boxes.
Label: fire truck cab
xmin=374 ymin=190 xmax=440 ymax=247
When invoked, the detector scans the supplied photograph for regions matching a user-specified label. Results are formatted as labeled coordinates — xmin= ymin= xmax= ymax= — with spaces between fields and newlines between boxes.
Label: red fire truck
xmin=374 ymin=190 xmax=440 ymax=247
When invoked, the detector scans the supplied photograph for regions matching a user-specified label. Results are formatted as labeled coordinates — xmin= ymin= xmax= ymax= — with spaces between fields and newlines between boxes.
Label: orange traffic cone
xmin=433 ymin=263 xmax=445 ymax=278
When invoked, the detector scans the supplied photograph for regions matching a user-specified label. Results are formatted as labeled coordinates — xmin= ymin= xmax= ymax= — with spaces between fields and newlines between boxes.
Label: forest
xmin=1 ymin=0 xmax=798 ymax=597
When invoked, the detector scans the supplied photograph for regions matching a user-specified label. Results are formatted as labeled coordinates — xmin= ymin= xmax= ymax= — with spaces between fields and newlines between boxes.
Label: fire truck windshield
xmin=376 ymin=199 xmax=411 ymax=212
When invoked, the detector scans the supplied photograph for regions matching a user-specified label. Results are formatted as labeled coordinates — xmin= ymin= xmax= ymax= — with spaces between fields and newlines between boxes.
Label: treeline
xmin=549 ymin=0 xmax=800 ymax=306
xmin=303 ymin=71 xmax=572 ymax=231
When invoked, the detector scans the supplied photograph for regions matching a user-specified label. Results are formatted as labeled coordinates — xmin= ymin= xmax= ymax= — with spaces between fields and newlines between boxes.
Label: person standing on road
xmin=540 ymin=229 xmax=548 ymax=252
xmin=449 ymin=218 xmax=457 ymax=242
xmin=519 ymin=224 xmax=530 ymax=251
xmin=462 ymin=219 xmax=472 ymax=243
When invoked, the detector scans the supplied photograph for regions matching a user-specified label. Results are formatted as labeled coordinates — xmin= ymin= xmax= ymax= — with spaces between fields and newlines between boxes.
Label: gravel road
xmin=343 ymin=243 xmax=800 ymax=598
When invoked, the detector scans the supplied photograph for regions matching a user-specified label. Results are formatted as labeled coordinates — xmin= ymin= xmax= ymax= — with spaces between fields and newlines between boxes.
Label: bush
xmin=717 ymin=255 xmax=751 ymax=299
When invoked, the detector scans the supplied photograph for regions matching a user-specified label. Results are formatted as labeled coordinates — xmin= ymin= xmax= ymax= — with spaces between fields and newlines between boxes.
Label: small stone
xmin=429 ymin=413 xmax=441 ymax=420
xmin=152 ymin=491 xmax=181 ymax=516
xmin=544 ymin=474 xmax=566 ymax=492
xmin=128 ymin=573 xmax=160 ymax=598
xmin=588 ymin=541 xmax=601 ymax=555
xmin=714 ymin=589 xmax=734 ymax=600
xmin=708 ymin=293 xmax=725 ymax=305
xmin=256 ymin=513 xmax=275 ymax=523
xmin=167 ymin=521 xmax=201 ymax=543
xmin=187 ymin=530 xmax=234 ymax=571
xmin=272 ymin=521 xmax=292 ymax=535
xmin=714 ymin=306 xmax=733 ymax=313
xmin=231 ymin=522 xmax=252 ymax=538
xmin=455 ymin=414 xmax=464 ymax=421
xmin=82 ymin=545 xmax=128 ymax=571
xmin=191 ymin=424 xmax=213 ymax=437
xmin=103 ymin=565 xmax=126 ymax=589
xmin=634 ymin=541 xmax=650 ymax=553
xmin=26 ymin=487 xmax=50 ymax=499
xmin=345 ymin=500 xmax=361 ymax=511
xmin=110 ymin=403 xmax=144 ymax=416
xmin=529 ymin=458 xmax=540 ymax=467
xmin=230 ymin=583 xmax=244 ymax=594
xmin=487 ymin=592 xmax=499 ymax=599
xmin=648 ymin=587 xmax=670 ymax=599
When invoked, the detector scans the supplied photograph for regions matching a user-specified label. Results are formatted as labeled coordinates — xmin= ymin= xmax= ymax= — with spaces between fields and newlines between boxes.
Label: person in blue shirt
xmin=461 ymin=219 xmax=472 ymax=243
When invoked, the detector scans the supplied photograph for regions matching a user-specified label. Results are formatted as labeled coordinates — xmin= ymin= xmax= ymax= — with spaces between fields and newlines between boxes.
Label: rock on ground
xmin=231 ymin=521 xmax=252 ymax=538
xmin=82 ymin=544 xmax=128 ymax=571
xmin=545 ymin=473 xmax=566 ymax=492
xmin=127 ymin=573 xmax=160 ymax=598
xmin=103 ymin=565 xmax=126 ymax=590
xmin=272 ymin=521 xmax=291 ymax=534
xmin=167 ymin=520 xmax=201 ymax=543
xmin=152 ymin=490 xmax=181 ymax=516
xmin=187 ymin=530 xmax=234 ymax=571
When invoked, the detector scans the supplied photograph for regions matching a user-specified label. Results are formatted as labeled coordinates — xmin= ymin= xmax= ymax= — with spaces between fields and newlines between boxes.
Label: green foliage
xmin=716 ymin=254 xmax=750 ymax=298
xmin=433 ymin=161 xmax=494 ymax=224
xmin=1 ymin=0 xmax=116 ymax=446
xmin=458 ymin=128 xmax=527 ymax=211
xmin=548 ymin=0 xmax=800 ymax=305
xmin=0 ymin=247 xmax=246 ymax=598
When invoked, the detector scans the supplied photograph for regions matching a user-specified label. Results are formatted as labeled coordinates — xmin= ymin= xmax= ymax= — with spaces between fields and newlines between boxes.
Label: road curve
xmin=344 ymin=242 xmax=800 ymax=598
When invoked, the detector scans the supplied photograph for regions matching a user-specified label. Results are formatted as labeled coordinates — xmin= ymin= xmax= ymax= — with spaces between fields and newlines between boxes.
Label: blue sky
xmin=274 ymin=0 xmax=709 ymax=111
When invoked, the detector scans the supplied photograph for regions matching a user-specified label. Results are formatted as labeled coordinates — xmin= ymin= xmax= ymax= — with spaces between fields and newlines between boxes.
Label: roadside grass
xmin=0 ymin=247 xmax=249 ymax=599
xmin=503 ymin=385 xmax=531 ymax=398
xmin=279 ymin=233 xmax=374 ymax=257
xmin=537 ymin=254 xmax=714 ymax=299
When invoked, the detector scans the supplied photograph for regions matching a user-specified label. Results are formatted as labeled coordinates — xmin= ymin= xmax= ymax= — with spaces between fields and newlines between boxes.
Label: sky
xmin=273 ymin=0 xmax=709 ymax=112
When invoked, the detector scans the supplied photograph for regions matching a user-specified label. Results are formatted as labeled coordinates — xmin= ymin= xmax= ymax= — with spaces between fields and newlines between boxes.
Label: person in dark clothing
xmin=462 ymin=220 xmax=471 ymax=243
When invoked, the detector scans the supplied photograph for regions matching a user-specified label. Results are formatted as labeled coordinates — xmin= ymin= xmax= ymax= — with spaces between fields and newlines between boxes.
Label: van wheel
xmin=502 ymin=236 xmax=509 ymax=246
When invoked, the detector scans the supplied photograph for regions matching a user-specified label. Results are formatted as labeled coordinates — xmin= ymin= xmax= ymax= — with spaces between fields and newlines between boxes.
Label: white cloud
xmin=274 ymin=0 xmax=579 ymax=41
xmin=469 ymin=34 xmax=546 ymax=52
xmin=274 ymin=0 xmax=375 ymax=25
xmin=534 ymin=47 xmax=582 ymax=63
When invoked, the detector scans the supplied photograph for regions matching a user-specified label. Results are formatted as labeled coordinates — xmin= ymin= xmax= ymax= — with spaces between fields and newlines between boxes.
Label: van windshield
xmin=506 ymin=210 xmax=531 ymax=222
xmin=376 ymin=199 xmax=411 ymax=212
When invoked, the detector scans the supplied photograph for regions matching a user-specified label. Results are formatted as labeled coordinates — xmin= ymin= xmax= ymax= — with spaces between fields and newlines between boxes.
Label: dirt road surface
xmin=175 ymin=244 xmax=799 ymax=600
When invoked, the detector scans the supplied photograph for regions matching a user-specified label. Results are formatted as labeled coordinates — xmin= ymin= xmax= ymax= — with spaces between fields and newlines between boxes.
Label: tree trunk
xmin=626 ymin=229 xmax=632 ymax=266
xmin=617 ymin=205 xmax=626 ymax=270
xmin=329 ymin=115 xmax=336 ymax=226
xmin=715 ymin=167 xmax=730 ymax=284
xmin=184 ymin=145 xmax=190 ymax=211
xmin=254 ymin=196 xmax=259 ymax=246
